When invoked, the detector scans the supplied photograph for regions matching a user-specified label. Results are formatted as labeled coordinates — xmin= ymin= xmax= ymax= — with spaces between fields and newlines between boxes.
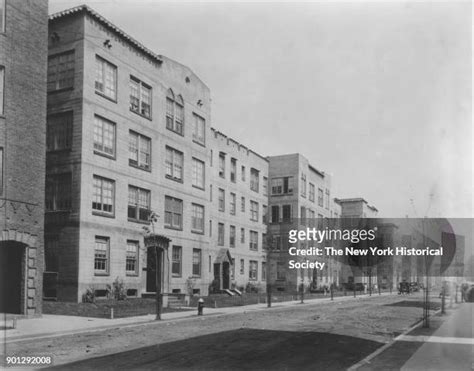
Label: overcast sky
xmin=49 ymin=0 xmax=472 ymax=218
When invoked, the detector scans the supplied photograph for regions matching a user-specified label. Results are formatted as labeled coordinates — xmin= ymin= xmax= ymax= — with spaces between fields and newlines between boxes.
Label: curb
xmin=2 ymin=292 xmax=394 ymax=345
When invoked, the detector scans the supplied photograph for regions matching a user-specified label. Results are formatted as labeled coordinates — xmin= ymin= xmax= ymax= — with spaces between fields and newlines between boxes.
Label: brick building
xmin=208 ymin=129 xmax=268 ymax=293
xmin=266 ymin=154 xmax=341 ymax=292
xmin=0 ymin=0 xmax=48 ymax=315
xmin=45 ymin=5 xmax=270 ymax=302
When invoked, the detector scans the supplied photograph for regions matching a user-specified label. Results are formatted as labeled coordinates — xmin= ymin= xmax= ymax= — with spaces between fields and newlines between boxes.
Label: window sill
xmin=172 ymin=274 xmax=182 ymax=278
xmin=192 ymin=185 xmax=205 ymax=191
xmin=94 ymin=150 xmax=116 ymax=160
xmin=191 ymin=230 xmax=205 ymax=235
xmin=128 ymin=218 xmax=150 ymax=225
xmin=46 ymin=210 xmax=72 ymax=213
xmin=164 ymin=226 xmax=183 ymax=231
xmin=130 ymin=108 xmax=152 ymax=121
xmin=94 ymin=273 xmax=110 ymax=277
xmin=95 ymin=90 xmax=117 ymax=103
xmin=166 ymin=127 xmax=184 ymax=137
xmin=129 ymin=163 xmax=151 ymax=172
xmin=165 ymin=175 xmax=183 ymax=184
xmin=92 ymin=211 xmax=115 ymax=218
xmin=192 ymin=139 xmax=206 ymax=148
xmin=126 ymin=273 xmax=139 ymax=277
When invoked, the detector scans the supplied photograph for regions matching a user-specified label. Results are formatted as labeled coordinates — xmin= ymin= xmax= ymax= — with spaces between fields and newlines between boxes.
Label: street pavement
xmin=1 ymin=293 xmax=374 ymax=344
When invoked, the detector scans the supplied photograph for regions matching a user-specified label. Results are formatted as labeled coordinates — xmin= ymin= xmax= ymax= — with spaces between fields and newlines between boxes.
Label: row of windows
xmin=230 ymin=259 xmax=266 ymax=281
xmin=216 ymin=152 xmax=267 ymax=194
xmin=214 ymin=188 xmax=267 ymax=223
xmin=171 ymin=246 xmax=202 ymax=277
xmin=47 ymin=111 xmax=207 ymax=188
xmin=215 ymin=223 xmax=266 ymax=250
xmin=47 ymin=52 xmax=206 ymax=145
xmin=94 ymin=237 xmax=139 ymax=276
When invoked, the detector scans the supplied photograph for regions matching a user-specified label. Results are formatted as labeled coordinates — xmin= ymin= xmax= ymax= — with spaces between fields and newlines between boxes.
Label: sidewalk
xmin=1 ymin=292 xmax=387 ymax=344
xmin=354 ymin=302 xmax=473 ymax=370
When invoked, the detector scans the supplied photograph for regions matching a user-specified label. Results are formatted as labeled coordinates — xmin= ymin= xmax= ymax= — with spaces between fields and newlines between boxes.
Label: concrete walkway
xmin=1 ymin=292 xmax=388 ymax=344
xmin=400 ymin=303 xmax=473 ymax=371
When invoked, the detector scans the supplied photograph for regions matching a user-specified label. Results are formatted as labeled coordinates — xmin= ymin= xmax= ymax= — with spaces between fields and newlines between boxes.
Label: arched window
xmin=166 ymin=89 xmax=184 ymax=135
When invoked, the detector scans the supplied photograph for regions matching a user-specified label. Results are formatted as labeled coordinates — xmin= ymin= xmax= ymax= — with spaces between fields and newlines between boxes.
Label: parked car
xmin=398 ymin=281 xmax=410 ymax=294
xmin=410 ymin=282 xmax=420 ymax=292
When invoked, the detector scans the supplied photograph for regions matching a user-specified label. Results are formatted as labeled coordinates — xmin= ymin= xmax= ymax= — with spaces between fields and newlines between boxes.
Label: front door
xmin=0 ymin=241 xmax=24 ymax=313
xmin=222 ymin=262 xmax=230 ymax=290
xmin=146 ymin=248 xmax=156 ymax=292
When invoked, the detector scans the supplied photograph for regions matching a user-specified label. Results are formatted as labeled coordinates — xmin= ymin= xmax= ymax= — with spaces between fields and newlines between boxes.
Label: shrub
xmin=82 ymin=287 xmax=96 ymax=303
xmin=112 ymin=277 xmax=127 ymax=300
xmin=185 ymin=276 xmax=196 ymax=296
xmin=209 ymin=279 xmax=220 ymax=294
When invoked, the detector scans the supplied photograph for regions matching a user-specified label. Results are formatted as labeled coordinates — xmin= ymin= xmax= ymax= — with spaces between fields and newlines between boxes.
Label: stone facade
xmin=0 ymin=0 xmax=48 ymax=315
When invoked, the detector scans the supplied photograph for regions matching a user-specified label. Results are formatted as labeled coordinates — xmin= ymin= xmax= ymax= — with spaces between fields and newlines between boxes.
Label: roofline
xmin=335 ymin=197 xmax=379 ymax=212
xmin=49 ymin=5 xmax=163 ymax=65
xmin=267 ymin=153 xmax=326 ymax=177
xmin=210 ymin=127 xmax=269 ymax=163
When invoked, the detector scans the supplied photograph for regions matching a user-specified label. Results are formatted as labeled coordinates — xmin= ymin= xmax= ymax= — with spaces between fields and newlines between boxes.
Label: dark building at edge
xmin=0 ymin=0 xmax=48 ymax=315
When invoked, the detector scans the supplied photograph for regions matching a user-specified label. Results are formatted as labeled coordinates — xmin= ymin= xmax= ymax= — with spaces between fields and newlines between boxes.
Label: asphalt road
xmin=19 ymin=294 xmax=430 ymax=370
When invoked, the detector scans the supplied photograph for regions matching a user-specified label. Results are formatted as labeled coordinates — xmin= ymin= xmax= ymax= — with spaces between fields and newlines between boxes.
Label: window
xmin=318 ymin=214 xmax=323 ymax=229
xmin=0 ymin=67 xmax=3 ymax=115
xmin=192 ymin=158 xmax=205 ymax=189
xmin=0 ymin=0 xmax=4 ymax=32
xmin=301 ymin=173 xmax=307 ymax=197
xmin=92 ymin=176 xmax=114 ymax=215
xmin=94 ymin=237 xmax=109 ymax=275
xmin=128 ymin=186 xmax=150 ymax=222
xmin=231 ymin=258 xmax=235 ymax=280
xmin=166 ymin=89 xmax=184 ymax=135
xmin=230 ymin=225 xmax=236 ymax=247
xmin=250 ymin=201 xmax=259 ymax=221
xmin=240 ymin=228 xmax=245 ymax=244
xmin=273 ymin=236 xmax=282 ymax=250
xmin=46 ymin=173 xmax=72 ymax=211
xmin=241 ymin=165 xmax=246 ymax=181
xmin=271 ymin=177 xmax=294 ymax=195
xmin=250 ymin=231 xmax=258 ymax=251
xmin=230 ymin=158 xmax=237 ymax=182
xmin=218 ymin=188 xmax=225 ymax=212
xmin=282 ymin=204 xmax=292 ymax=222
xmin=308 ymin=209 xmax=316 ymax=227
xmin=241 ymin=196 xmax=245 ymax=212
xmin=250 ymin=168 xmax=259 ymax=192
xmin=318 ymin=188 xmax=324 ymax=207
xmin=48 ymin=51 xmax=75 ymax=92
xmin=209 ymin=220 xmax=212 ymax=237
xmin=249 ymin=261 xmax=258 ymax=280
xmin=263 ymin=205 xmax=268 ymax=223
xmin=165 ymin=196 xmax=183 ymax=229
xmin=192 ymin=249 xmax=202 ymax=277
xmin=95 ymin=56 xmax=117 ymax=100
xmin=93 ymin=115 xmax=115 ymax=157
xmin=271 ymin=205 xmax=279 ymax=223
xmin=126 ymin=241 xmax=139 ymax=275
xmin=172 ymin=246 xmax=182 ymax=277
xmin=129 ymin=76 xmax=151 ymax=118
xmin=325 ymin=189 xmax=330 ymax=209
xmin=47 ymin=111 xmax=73 ymax=152
xmin=240 ymin=259 xmax=244 ymax=275
xmin=218 ymin=223 xmax=224 ymax=246
xmin=192 ymin=113 xmax=205 ymax=145
xmin=262 ymin=262 xmax=266 ymax=281
xmin=263 ymin=176 xmax=268 ymax=196
xmin=262 ymin=233 xmax=267 ymax=250
xmin=300 ymin=206 xmax=306 ymax=224
xmin=129 ymin=131 xmax=151 ymax=170
xmin=165 ymin=147 xmax=183 ymax=181
xmin=191 ymin=204 xmax=205 ymax=233
xmin=230 ymin=193 xmax=236 ymax=215
xmin=219 ymin=152 xmax=225 ymax=178
xmin=309 ymin=183 xmax=315 ymax=202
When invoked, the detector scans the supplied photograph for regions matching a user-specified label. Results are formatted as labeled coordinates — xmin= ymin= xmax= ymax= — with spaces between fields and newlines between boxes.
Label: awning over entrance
xmin=214 ymin=248 xmax=233 ymax=264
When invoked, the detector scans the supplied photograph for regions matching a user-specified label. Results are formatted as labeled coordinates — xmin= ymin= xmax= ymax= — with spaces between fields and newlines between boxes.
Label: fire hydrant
xmin=197 ymin=298 xmax=204 ymax=316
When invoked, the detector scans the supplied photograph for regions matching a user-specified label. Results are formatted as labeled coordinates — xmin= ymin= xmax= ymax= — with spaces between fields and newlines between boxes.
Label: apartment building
xmin=0 ymin=0 xmax=48 ymax=315
xmin=266 ymin=154 xmax=341 ymax=292
xmin=209 ymin=129 xmax=268 ymax=293
xmin=336 ymin=198 xmax=378 ymax=218
xmin=46 ymin=5 xmax=212 ymax=302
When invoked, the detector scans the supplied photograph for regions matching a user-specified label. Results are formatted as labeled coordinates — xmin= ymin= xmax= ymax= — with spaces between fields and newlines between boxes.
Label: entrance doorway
xmin=146 ymin=247 xmax=156 ymax=292
xmin=222 ymin=261 xmax=230 ymax=290
xmin=0 ymin=241 xmax=24 ymax=314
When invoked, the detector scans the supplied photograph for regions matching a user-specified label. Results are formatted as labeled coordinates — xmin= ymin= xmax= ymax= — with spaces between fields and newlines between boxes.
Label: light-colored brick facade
xmin=0 ymin=0 xmax=48 ymax=315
